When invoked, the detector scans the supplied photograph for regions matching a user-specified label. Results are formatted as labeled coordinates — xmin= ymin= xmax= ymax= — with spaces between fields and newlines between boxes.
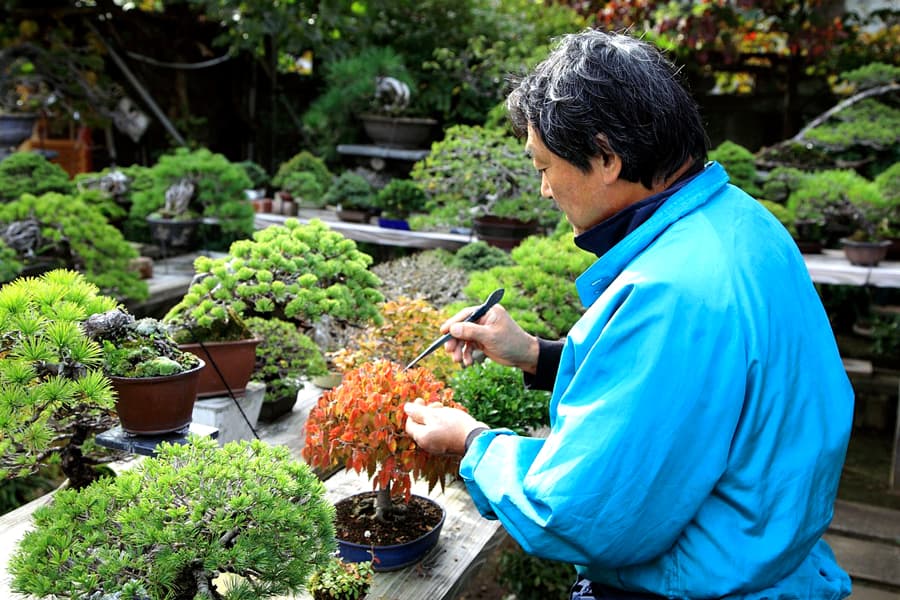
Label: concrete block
xmin=192 ymin=381 xmax=265 ymax=444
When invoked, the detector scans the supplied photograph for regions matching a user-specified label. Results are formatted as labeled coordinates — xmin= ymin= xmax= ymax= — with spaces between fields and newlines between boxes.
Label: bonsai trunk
xmin=374 ymin=485 xmax=393 ymax=523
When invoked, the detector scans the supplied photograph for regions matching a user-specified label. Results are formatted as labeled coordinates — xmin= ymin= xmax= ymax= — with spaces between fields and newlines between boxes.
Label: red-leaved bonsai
xmin=302 ymin=359 xmax=465 ymax=522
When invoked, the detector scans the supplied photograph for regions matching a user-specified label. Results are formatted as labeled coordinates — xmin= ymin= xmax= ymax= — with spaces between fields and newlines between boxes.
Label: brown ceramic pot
xmin=109 ymin=360 xmax=204 ymax=435
xmin=179 ymin=338 xmax=262 ymax=398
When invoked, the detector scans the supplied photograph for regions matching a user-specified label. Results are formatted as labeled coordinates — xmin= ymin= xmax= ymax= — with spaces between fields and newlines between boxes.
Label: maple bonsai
xmin=302 ymin=359 xmax=464 ymax=523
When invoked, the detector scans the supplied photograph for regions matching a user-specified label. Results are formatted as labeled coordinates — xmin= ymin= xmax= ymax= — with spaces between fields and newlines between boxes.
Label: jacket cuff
xmin=523 ymin=338 xmax=564 ymax=391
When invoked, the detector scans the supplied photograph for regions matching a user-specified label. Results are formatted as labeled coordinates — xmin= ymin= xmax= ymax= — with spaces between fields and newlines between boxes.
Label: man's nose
xmin=540 ymin=176 xmax=552 ymax=199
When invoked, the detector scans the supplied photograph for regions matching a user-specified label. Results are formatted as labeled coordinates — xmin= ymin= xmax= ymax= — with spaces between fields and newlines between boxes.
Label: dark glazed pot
xmin=840 ymin=238 xmax=892 ymax=267
xmin=109 ymin=360 xmax=204 ymax=434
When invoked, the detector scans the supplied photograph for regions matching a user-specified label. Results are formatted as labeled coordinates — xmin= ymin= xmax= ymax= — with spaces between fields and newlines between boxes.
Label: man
xmin=404 ymin=29 xmax=853 ymax=599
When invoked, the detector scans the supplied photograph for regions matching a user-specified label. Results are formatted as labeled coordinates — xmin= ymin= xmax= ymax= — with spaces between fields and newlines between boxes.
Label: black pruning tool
xmin=403 ymin=288 xmax=505 ymax=372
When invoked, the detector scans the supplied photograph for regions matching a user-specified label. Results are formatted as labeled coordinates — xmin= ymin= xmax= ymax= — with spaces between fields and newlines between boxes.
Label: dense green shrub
xmin=247 ymin=316 xmax=328 ymax=405
xmin=272 ymin=150 xmax=333 ymax=193
xmin=374 ymin=178 xmax=427 ymax=219
xmin=452 ymin=241 xmax=515 ymax=272
xmin=787 ymin=169 xmax=884 ymax=245
xmin=281 ymin=172 xmax=326 ymax=207
xmin=0 ymin=192 xmax=147 ymax=300
xmin=497 ymin=542 xmax=574 ymax=600
xmin=238 ymin=159 xmax=270 ymax=190
xmin=760 ymin=166 xmax=809 ymax=204
xmin=0 ymin=151 xmax=74 ymax=202
xmin=450 ymin=359 xmax=550 ymax=435
xmin=323 ymin=171 xmax=376 ymax=212
xmin=9 ymin=436 xmax=337 ymax=599
xmin=462 ymin=235 xmax=592 ymax=339
xmin=709 ymin=140 xmax=762 ymax=197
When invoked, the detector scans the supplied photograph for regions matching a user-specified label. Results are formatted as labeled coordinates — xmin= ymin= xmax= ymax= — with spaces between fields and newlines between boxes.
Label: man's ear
xmin=594 ymin=133 xmax=621 ymax=183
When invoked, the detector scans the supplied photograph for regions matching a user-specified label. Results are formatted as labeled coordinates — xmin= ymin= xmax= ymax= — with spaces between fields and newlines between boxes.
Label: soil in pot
xmin=335 ymin=491 xmax=444 ymax=571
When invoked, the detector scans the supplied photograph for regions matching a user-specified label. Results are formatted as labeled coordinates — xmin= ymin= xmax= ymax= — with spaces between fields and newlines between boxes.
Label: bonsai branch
xmin=790 ymin=83 xmax=900 ymax=142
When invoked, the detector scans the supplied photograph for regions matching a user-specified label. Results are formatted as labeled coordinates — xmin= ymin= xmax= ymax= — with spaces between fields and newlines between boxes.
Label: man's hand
xmin=442 ymin=304 xmax=540 ymax=374
xmin=404 ymin=398 xmax=487 ymax=455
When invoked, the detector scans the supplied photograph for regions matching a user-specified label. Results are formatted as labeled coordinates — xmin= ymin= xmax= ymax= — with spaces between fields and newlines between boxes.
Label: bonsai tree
xmin=373 ymin=178 xmax=427 ymax=220
xmin=303 ymin=359 xmax=465 ymax=522
xmin=409 ymin=124 xmax=559 ymax=230
xmin=127 ymin=147 xmax=255 ymax=249
xmin=246 ymin=316 xmax=328 ymax=415
xmin=9 ymin=436 xmax=337 ymax=600
xmin=271 ymin=150 xmax=333 ymax=198
xmin=329 ymin=296 xmax=459 ymax=383
xmin=0 ymin=270 xmax=119 ymax=488
xmin=281 ymin=171 xmax=326 ymax=208
xmin=237 ymin=159 xmax=270 ymax=193
xmin=0 ymin=151 xmax=74 ymax=202
xmin=0 ymin=191 xmax=148 ymax=301
xmin=163 ymin=218 xmax=384 ymax=343
xmin=323 ymin=171 xmax=376 ymax=214
xmin=450 ymin=359 xmax=550 ymax=435
xmin=873 ymin=162 xmax=900 ymax=240
xmin=452 ymin=241 xmax=516 ymax=272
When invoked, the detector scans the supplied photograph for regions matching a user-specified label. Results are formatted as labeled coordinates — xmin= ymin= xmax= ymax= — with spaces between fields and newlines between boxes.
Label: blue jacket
xmin=459 ymin=163 xmax=854 ymax=599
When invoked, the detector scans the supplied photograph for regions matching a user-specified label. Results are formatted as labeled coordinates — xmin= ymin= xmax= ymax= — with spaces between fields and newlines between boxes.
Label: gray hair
xmin=507 ymin=29 xmax=708 ymax=188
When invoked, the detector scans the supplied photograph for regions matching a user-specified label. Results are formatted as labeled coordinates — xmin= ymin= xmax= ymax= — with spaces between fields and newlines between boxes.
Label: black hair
xmin=507 ymin=29 xmax=709 ymax=189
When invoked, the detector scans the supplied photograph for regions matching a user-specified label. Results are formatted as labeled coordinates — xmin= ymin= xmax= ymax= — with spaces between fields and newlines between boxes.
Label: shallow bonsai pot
xmin=357 ymin=113 xmax=438 ymax=149
xmin=146 ymin=216 xmax=202 ymax=249
xmin=257 ymin=393 xmax=298 ymax=422
xmin=336 ymin=208 xmax=372 ymax=223
xmin=179 ymin=338 xmax=262 ymax=398
xmin=0 ymin=113 xmax=37 ymax=148
xmin=839 ymin=238 xmax=892 ymax=267
xmin=335 ymin=492 xmax=445 ymax=572
xmin=109 ymin=360 xmax=205 ymax=435
xmin=473 ymin=215 xmax=540 ymax=250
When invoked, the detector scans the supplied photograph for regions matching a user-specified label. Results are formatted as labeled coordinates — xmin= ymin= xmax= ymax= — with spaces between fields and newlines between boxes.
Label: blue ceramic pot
xmin=336 ymin=493 xmax=446 ymax=571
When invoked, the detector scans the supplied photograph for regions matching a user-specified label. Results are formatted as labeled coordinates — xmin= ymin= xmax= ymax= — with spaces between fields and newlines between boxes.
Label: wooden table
xmin=255 ymin=210 xmax=473 ymax=250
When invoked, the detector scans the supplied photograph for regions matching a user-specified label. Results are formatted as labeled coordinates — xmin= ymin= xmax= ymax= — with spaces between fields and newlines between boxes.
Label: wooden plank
xmin=831 ymin=500 xmax=900 ymax=544
xmin=824 ymin=533 xmax=900 ymax=588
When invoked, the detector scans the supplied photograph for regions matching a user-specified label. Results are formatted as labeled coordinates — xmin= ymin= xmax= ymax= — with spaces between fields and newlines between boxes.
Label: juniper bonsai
xmin=10 ymin=436 xmax=337 ymax=600
xmin=0 ymin=151 xmax=74 ymax=202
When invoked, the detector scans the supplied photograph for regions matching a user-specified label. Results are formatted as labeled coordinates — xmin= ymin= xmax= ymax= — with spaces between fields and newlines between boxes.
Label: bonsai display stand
xmin=191 ymin=381 xmax=265 ymax=444
xmin=95 ymin=422 xmax=218 ymax=457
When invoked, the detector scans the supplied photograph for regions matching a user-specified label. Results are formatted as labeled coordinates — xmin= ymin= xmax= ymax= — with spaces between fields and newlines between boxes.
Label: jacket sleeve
xmin=460 ymin=279 xmax=747 ymax=569
xmin=523 ymin=338 xmax=564 ymax=391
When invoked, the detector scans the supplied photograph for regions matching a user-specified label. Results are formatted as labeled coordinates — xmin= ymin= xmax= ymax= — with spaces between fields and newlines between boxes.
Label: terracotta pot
xmin=109 ymin=360 xmax=205 ymax=435
xmin=179 ymin=338 xmax=262 ymax=398
xmin=473 ymin=215 xmax=541 ymax=250
xmin=839 ymin=238 xmax=892 ymax=267
xmin=334 ymin=492 xmax=445 ymax=571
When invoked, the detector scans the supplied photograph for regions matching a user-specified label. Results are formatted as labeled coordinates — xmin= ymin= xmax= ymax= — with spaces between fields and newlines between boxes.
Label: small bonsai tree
xmin=0 ymin=151 xmax=74 ymax=202
xmin=0 ymin=191 xmax=148 ymax=301
xmin=237 ymin=159 xmax=270 ymax=192
xmin=303 ymin=359 xmax=465 ymax=522
xmin=163 ymin=218 xmax=384 ymax=342
xmin=329 ymin=296 xmax=459 ymax=383
xmin=246 ymin=316 xmax=328 ymax=407
xmin=271 ymin=150 xmax=333 ymax=196
xmin=450 ymin=359 xmax=550 ymax=435
xmin=83 ymin=309 xmax=201 ymax=377
xmin=409 ymin=124 xmax=558 ymax=229
xmin=10 ymin=436 xmax=337 ymax=600
xmin=308 ymin=555 xmax=374 ymax=600
xmin=0 ymin=270 xmax=119 ymax=487
xmin=281 ymin=171 xmax=326 ymax=207
xmin=873 ymin=161 xmax=900 ymax=239
xmin=452 ymin=241 xmax=516 ymax=272
xmin=324 ymin=171 xmax=376 ymax=213
xmin=373 ymin=178 xmax=427 ymax=219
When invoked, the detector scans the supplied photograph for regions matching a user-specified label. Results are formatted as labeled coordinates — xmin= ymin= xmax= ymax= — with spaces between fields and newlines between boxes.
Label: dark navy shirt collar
xmin=574 ymin=163 xmax=704 ymax=258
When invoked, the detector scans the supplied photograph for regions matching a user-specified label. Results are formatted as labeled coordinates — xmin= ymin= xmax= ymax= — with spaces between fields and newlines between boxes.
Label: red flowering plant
xmin=302 ymin=359 xmax=465 ymax=522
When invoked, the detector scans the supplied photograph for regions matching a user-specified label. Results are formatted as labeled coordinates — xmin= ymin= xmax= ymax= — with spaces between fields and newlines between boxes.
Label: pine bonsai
xmin=0 ymin=270 xmax=119 ymax=487
xmin=0 ymin=151 xmax=74 ymax=202
xmin=10 ymin=436 xmax=337 ymax=600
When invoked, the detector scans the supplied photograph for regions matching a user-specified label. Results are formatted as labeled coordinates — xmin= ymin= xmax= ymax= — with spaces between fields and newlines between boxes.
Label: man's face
xmin=524 ymin=125 xmax=615 ymax=236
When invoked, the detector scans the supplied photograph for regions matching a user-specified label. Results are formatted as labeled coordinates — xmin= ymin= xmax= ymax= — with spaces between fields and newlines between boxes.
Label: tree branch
xmin=790 ymin=82 xmax=900 ymax=142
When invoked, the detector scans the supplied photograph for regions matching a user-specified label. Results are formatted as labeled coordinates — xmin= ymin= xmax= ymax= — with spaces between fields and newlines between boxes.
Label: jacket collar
xmin=574 ymin=161 xmax=729 ymax=307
